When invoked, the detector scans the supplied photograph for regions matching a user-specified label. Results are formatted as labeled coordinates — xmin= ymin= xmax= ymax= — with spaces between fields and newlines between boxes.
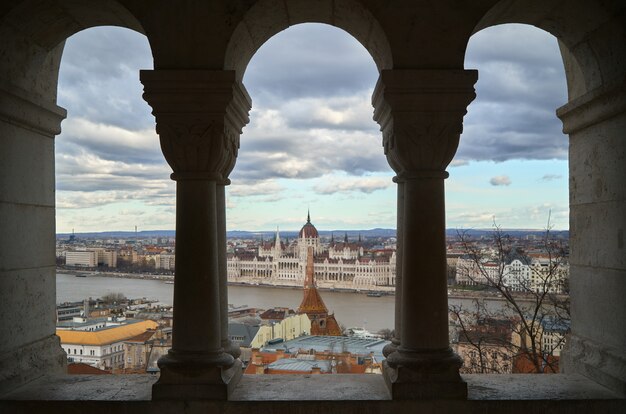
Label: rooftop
xmin=263 ymin=335 xmax=390 ymax=363
xmin=56 ymin=320 xmax=159 ymax=346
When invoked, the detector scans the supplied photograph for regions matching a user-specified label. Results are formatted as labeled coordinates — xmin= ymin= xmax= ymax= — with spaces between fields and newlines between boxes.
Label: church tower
xmin=297 ymin=247 xmax=342 ymax=336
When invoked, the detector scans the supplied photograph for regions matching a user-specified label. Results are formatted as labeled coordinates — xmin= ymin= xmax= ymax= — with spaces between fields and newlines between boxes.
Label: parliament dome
xmin=298 ymin=211 xmax=319 ymax=239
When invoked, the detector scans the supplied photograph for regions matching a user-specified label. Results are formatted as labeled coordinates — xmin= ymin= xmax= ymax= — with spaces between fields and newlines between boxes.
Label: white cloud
xmin=53 ymin=23 xmax=570 ymax=231
xmin=313 ymin=176 xmax=391 ymax=195
xmin=489 ymin=175 xmax=512 ymax=186
xmin=236 ymin=108 xmax=388 ymax=180
xmin=458 ymin=24 xmax=568 ymax=163
xmin=227 ymin=180 xmax=285 ymax=197
xmin=541 ymin=174 xmax=562 ymax=181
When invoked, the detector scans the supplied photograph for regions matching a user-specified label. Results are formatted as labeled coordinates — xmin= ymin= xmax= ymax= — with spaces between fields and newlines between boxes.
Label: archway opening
xmin=228 ymin=23 xmax=397 ymax=371
xmin=449 ymin=23 xmax=569 ymax=375
xmin=54 ymin=26 xmax=174 ymax=373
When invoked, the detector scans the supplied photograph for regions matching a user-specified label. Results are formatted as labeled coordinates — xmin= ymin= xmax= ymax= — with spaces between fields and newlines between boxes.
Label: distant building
xmin=250 ymin=311 xmax=311 ymax=348
xmin=510 ymin=316 xmax=570 ymax=373
xmin=540 ymin=317 xmax=569 ymax=358
xmin=90 ymin=248 xmax=118 ymax=268
xmin=56 ymin=302 xmax=83 ymax=322
xmin=123 ymin=327 xmax=172 ymax=373
xmin=456 ymin=249 xmax=568 ymax=294
xmin=227 ymin=212 xmax=396 ymax=290
xmin=451 ymin=317 xmax=515 ymax=374
xmin=155 ymin=253 xmax=175 ymax=270
xmin=65 ymin=250 xmax=98 ymax=267
xmin=56 ymin=318 xmax=158 ymax=370
xmin=228 ymin=322 xmax=261 ymax=349
xmin=64 ymin=248 xmax=117 ymax=268
xmin=247 ymin=335 xmax=390 ymax=375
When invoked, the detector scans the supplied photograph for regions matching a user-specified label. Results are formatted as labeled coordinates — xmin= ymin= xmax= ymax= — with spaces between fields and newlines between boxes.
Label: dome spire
xmin=307 ymin=209 xmax=311 ymax=223
xmin=275 ymin=226 xmax=281 ymax=251
xmin=299 ymin=209 xmax=319 ymax=239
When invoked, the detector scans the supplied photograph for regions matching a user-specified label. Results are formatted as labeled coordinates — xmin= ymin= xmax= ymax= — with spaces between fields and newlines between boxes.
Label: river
xmin=56 ymin=273 xmax=512 ymax=333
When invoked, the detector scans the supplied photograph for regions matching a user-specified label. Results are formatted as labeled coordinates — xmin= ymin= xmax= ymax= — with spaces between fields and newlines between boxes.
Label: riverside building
xmin=227 ymin=213 xmax=396 ymax=291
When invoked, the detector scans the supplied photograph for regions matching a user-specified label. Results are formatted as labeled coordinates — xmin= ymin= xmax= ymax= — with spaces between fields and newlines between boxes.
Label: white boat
xmin=344 ymin=327 xmax=382 ymax=339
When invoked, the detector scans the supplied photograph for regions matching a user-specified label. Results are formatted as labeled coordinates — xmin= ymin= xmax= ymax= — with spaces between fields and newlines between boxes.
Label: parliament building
xmin=227 ymin=213 xmax=396 ymax=290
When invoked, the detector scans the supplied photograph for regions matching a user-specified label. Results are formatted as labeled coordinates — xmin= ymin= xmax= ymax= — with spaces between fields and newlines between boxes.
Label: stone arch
xmin=224 ymin=0 xmax=393 ymax=79
xmin=469 ymin=0 xmax=626 ymax=100
xmin=0 ymin=0 xmax=147 ymax=102
xmin=0 ymin=2 xmax=151 ymax=392
xmin=467 ymin=2 xmax=626 ymax=395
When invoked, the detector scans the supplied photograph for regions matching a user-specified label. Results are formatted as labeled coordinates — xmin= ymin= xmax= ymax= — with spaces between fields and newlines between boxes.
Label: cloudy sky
xmin=55 ymin=23 xmax=568 ymax=233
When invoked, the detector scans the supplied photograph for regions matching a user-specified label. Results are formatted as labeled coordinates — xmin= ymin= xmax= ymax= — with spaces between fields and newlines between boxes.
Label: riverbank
xmin=56 ymin=268 xmax=553 ymax=303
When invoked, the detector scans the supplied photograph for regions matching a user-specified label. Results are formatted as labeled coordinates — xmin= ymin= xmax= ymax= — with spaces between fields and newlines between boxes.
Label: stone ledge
xmin=1 ymin=373 xmax=624 ymax=414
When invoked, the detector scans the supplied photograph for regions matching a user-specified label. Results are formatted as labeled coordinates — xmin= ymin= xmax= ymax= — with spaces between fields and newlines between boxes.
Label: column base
xmin=383 ymin=348 xmax=467 ymax=400
xmin=0 ymin=334 xmax=66 ymax=396
xmin=152 ymin=351 xmax=242 ymax=400
xmin=382 ymin=338 xmax=400 ymax=358
xmin=562 ymin=334 xmax=626 ymax=397
xmin=223 ymin=339 xmax=242 ymax=360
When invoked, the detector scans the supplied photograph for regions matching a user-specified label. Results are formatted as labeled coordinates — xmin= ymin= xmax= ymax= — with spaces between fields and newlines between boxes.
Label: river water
xmin=56 ymin=273 xmax=510 ymax=333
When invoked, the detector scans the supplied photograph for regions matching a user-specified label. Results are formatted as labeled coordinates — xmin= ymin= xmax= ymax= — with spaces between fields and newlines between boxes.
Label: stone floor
xmin=1 ymin=373 xmax=624 ymax=413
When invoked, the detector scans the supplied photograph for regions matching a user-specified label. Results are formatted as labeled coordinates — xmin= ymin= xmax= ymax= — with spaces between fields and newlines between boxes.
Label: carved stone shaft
xmin=140 ymin=70 xmax=251 ymax=400
xmin=372 ymin=69 xmax=477 ymax=399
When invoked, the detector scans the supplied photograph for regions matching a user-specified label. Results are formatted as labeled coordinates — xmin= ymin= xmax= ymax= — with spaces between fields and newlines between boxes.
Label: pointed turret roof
xmin=274 ymin=226 xmax=281 ymax=250
xmin=297 ymin=247 xmax=329 ymax=315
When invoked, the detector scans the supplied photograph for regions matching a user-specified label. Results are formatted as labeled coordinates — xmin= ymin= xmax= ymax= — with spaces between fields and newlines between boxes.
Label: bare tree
xmin=450 ymin=300 xmax=515 ymax=373
xmin=101 ymin=292 xmax=127 ymax=304
xmin=377 ymin=328 xmax=395 ymax=341
xmin=451 ymin=216 xmax=569 ymax=374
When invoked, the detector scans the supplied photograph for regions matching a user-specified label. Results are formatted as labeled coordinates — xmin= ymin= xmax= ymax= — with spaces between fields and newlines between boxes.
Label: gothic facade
xmin=227 ymin=214 xmax=396 ymax=290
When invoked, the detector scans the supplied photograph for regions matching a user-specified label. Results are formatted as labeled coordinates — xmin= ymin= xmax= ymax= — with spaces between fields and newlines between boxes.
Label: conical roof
xmin=299 ymin=210 xmax=319 ymax=238
xmin=298 ymin=246 xmax=329 ymax=314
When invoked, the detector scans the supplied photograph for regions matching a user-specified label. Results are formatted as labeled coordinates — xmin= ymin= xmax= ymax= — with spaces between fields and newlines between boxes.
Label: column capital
xmin=0 ymin=85 xmax=67 ymax=138
xmin=140 ymin=70 xmax=251 ymax=180
xmin=372 ymin=69 xmax=478 ymax=174
xmin=556 ymin=74 xmax=626 ymax=135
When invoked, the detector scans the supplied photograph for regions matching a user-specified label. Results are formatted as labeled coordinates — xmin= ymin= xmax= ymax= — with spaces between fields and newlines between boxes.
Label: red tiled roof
xmin=67 ymin=363 xmax=111 ymax=375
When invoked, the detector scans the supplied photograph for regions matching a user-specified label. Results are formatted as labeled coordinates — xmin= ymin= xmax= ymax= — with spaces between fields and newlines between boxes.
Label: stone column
xmin=372 ymin=69 xmax=477 ymax=399
xmin=141 ymin=70 xmax=251 ymax=400
xmin=0 ymin=84 xmax=68 ymax=395
xmin=557 ymin=76 xmax=626 ymax=397
xmin=383 ymin=179 xmax=403 ymax=357
xmin=218 ymin=176 xmax=241 ymax=359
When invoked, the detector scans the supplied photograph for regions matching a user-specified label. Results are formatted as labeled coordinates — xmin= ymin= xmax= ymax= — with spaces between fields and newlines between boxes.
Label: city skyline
xmin=55 ymin=23 xmax=568 ymax=233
